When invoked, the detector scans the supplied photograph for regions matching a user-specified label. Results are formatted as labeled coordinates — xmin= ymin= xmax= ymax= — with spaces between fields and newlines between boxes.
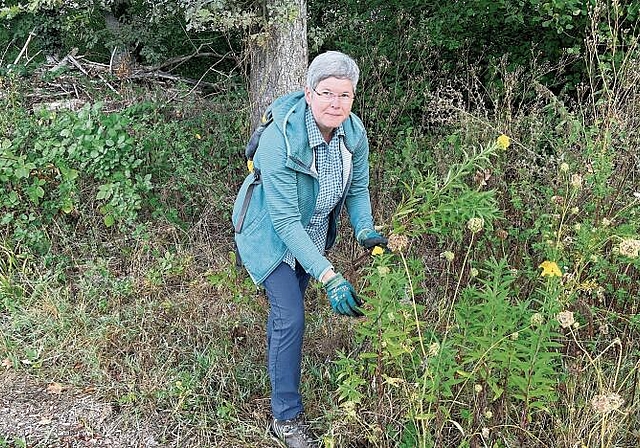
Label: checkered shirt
xmin=282 ymin=107 xmax=344 ymax=271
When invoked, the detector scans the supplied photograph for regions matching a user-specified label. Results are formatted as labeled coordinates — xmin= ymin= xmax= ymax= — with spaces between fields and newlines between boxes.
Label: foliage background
xmin=1 ymin=0 xmax=640 ymax=446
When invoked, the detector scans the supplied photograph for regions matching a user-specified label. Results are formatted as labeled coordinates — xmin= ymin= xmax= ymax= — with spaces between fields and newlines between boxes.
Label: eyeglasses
xmin=313 ymin=89 xmax=355 ymax=103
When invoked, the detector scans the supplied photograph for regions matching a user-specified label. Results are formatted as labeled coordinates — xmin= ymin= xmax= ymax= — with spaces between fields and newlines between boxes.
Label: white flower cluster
xmin=557 ymin=310 xmax=575 ymax=329
xmin=591 ymin=392 xmax=625 ymax=415
xmin=618 ymin=238 xmax=640 ymax=258
xmin=467 ymin=217 xmax=484 ymax=233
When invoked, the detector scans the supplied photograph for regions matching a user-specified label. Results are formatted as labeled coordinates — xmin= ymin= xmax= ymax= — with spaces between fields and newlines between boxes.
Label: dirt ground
xmin=0 ymin=372 xmax=161 ymax=448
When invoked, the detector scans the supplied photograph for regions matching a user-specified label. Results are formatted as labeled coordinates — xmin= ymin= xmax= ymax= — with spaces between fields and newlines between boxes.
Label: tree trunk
xmin=248 ymin=0 xmax=307 ymax=132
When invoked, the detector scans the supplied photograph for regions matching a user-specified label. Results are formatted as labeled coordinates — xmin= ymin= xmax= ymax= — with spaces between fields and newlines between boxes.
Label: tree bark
xmin=248 ymin=0 xmax=308 ymax=132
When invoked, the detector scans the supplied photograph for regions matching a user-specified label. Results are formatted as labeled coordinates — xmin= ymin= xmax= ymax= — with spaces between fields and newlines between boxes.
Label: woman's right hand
xmin=323 ymin=273 xmax=363 ymax=317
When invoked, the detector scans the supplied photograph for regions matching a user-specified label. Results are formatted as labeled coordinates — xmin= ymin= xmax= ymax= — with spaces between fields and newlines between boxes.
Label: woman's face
xmin=304 ymin=77 xmax=355 ymax=139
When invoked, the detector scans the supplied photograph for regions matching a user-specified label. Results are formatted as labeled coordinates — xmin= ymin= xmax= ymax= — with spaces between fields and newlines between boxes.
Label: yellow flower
xmin=539 ymin=260 xmax=562 ymax=277
xmin=195 ymin=133 xmax=202 ymax=140
xmin=372 ymin=246 xmax=385 ymax=255
xmin=496 ymin=134 xmax=510 ymax=149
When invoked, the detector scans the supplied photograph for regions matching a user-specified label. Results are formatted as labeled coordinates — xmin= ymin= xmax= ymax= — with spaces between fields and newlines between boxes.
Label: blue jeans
xmin=262 ymin=262 xmax=311 ymax=420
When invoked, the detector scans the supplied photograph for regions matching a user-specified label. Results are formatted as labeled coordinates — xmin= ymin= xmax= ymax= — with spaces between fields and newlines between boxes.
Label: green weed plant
xmin=328 ymin=8 xmax=640 ymax=445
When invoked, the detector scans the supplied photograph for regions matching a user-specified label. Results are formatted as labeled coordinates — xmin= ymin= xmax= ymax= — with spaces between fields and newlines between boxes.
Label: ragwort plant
xmin=452 ymin=259 xmax=562 ymax=441
xmin=328 ymin=128 xmax=625 ymax=446
xmin=530 ymin=46 xmax=640 ymax=448
xmin=331 ymin=137 xmax=566 ymax=446
xmin=471 ymin=10 xmax=639 ymax=445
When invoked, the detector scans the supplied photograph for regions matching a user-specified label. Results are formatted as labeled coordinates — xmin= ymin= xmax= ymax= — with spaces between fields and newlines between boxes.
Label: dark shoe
xmin=270 ymin=414 xmax=319 ymax=448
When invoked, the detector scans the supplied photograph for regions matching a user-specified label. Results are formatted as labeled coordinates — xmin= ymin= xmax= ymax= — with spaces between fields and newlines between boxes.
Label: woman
xmin=232 ymin=51 xmax=386 ymax=447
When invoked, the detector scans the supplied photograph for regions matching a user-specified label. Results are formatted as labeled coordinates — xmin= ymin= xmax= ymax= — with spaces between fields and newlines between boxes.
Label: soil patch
xmin=0 ymin=372 xmax=160 ymax=447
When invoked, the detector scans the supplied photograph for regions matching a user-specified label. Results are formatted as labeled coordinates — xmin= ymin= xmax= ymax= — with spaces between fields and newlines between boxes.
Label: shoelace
xmin=275 ymin=417 xmax=315 ymax=443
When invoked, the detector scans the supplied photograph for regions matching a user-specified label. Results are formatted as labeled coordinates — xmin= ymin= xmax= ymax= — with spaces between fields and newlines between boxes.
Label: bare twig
xmin=75 ymin=55 xmax=109 ymax=69
xmin=128 ymin=70 xmax=220 ymax=90
xmin=13 ymin=29 xmax=36 ymax=65
xmin=25 ymin=50 xmax=42 ymax=65
xmin=67 ymin=53 xmax=118 ymax=94
xmin=109 ymin=47 xmax=117 ymax=74
xmin=148 ymin=44 xmax=229 ymax=72
xmin=1 ymin=37 xmax=16 ymax=66
xmin=67 ymin=53 xmax=89 ymax=76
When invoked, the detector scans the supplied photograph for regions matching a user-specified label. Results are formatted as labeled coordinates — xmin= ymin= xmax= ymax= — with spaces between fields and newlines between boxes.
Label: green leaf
xmin=96 ymin=184 xmax=113 ymax=200
xmin=488 ymin=381 xmax=504 ymax=401
xmin=14 ymin=164 xmax=31 ymax=179
xmin=61 ymin=200 xmax=74 ymax=214
xmin=1 ymin=213 xmax=13 ymax=225
xmin=103 ymin=214 xmax=115 ymax=227
xmin=26 ymin=184 xmax=45 ymax=204
xmin=59 ymin=166 xmax=78 ymax=181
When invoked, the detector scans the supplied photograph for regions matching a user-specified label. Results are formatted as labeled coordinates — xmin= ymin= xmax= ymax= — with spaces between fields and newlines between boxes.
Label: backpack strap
xmin=234 ymin=168 xmax=261 ymax=234
xmin=236 ymin=110 xmax=273 ymax=233
xmin=233 ymin=177 xmax=257 ymax=266
xmin=245 ymin=110 xmax=274 ymax=173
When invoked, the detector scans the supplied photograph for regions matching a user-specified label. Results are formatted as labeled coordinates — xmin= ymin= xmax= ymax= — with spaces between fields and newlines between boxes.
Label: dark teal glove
xmin=358 ymin=229 xmax=389 ymax=250
xmin=324 ymin=273 xmax=363 ymax=317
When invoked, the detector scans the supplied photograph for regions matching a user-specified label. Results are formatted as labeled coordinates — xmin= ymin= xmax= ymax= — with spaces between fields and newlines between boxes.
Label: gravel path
xmin=0 ymin=372 xmax=160 ymax=447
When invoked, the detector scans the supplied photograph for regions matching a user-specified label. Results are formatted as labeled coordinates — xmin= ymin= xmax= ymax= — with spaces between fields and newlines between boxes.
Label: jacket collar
xmin=269 ymin=91 xmax=363 ymax=173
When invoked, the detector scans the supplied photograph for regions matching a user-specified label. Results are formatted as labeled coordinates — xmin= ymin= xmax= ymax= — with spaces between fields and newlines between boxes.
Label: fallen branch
xmin=13 ymin=29 xmax=36 ymax=65
xmin=36 ymin=51 xmax=224 ymax=98
xmin=66 ymin=51 xmax=118 ymax=94
xmin=67 ymin=53 xmax=89 ymax=76
xmin=49 ymin=48 xmax=79 ymax=72
xmin=127 ymin=70 xmax=220 ymax=90
xmin=148 ymin=44 xmax=231 ymax=72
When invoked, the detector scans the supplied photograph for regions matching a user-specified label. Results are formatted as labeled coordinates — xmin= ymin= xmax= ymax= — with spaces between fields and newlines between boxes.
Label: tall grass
xmin=326 ymin=3 xmax=640 ymax=446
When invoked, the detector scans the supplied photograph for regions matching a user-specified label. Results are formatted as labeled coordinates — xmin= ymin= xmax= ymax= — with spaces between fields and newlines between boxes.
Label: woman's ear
xmin=304 ymin=87 xmax=312 ymax=105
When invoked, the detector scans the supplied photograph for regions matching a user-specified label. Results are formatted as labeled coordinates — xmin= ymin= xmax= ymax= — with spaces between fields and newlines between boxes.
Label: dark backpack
xmin=244 ymin=110 xmax=274 ymax=174
xmin=234 ymin=110 xmax=274 ymax=236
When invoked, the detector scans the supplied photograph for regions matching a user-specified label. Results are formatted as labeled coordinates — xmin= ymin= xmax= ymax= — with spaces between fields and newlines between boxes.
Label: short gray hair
xmin=306 ymin=51 xmax=360 ymax=92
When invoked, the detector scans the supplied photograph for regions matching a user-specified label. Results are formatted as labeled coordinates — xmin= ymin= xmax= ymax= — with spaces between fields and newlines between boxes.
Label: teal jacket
xmin=232 ymin=91 xmax=375 ymax=285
